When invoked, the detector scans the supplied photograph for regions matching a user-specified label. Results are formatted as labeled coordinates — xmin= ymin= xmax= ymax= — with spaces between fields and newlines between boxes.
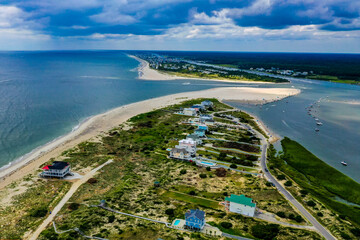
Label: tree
xmin=307 ymin=200 xmax=316 ymax=207
xmin=276 ymin=211 xmax=286 ymax=218
xmin=180 ymin=169 xmax=187 ymax=175
xmin=295 ymin=215 xmax=303 ymax=223
xmin=277 ymin=174 xmax=286 ymax=180
xmin=350 ymin=228 xmax=360 ymax=237
xmin=30 ymin=206 xmax=48 ymax=217
xmin=300 ymin=189 xmax=308 ymax=195
xmin=220 ymin=222 xmax=233 ymax=229
xmin=199 ymin=173 xmax=207 ymax=178
xmin=317 ymin=212 xmax=323 ymax=217
xmin=206 ymin=167 xmax=211 ymax=171
xmin=215 ymin=168 xmax=227 ymax=177
xmin=165 ymin=208 xmax=175 ymax=217
xmin=108 ymin=215 xmax=115 ymax=223
xmin=230 ymin=164 xmax=237 ymax=169
xmin=189 ymin=190 xmax=196 ymax=195
xmin=251 ymin=224 xmax=280 ymax=240
xmin=218 ymin=152 xmax=227 ymax=161
xmin=284 ymin=180 xmax=292 ymax=186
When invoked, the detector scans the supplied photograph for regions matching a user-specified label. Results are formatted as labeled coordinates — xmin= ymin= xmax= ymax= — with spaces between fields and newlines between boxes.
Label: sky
xmin=0 ymin=0 xmax=359 ymax=52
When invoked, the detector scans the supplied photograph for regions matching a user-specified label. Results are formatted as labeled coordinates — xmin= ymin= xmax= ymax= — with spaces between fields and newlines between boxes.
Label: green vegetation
xmin=267 ymin=137 xmax=360 ymax=239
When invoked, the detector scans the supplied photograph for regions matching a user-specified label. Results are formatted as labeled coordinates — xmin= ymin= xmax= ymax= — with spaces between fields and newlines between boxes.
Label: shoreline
xmin=0 ymin=87 xmax=300 ymax=189
xmin=128 ymin=54 xmax=276 ymax=84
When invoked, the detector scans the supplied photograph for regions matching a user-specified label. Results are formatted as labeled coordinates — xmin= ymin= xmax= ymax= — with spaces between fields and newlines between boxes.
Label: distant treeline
xmin=139 ymin=51 xmax=360 ymax=81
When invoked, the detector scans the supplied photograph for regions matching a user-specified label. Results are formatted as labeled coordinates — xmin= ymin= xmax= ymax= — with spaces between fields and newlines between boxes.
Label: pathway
xmin=28 ymin=159 xmax=113 ymax=240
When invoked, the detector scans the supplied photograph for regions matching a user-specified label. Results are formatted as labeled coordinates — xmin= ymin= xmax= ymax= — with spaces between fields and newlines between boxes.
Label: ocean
xmin=0 ymin=51 xmax=359 ymax=182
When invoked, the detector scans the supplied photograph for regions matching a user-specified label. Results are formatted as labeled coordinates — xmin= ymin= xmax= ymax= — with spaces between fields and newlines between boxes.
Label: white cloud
xmin=0 ymin=5 xmax=27 ymax=28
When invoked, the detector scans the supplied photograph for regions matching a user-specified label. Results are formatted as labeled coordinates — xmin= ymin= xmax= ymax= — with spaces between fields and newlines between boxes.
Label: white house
xmin=223 ymin=194 xmax=256 ymax=217
xmin=179 ymin=139 xmax=197 ymax=149
xmin=41 ymin=161 xmax=71 ymax=178
xmin=186 ymin=134 xmax=202 ymax=145
xmin=201 ymin=100 xmax=213 ymax=108
xmin=170 ymin=146 xmax=192 ymax=160
xmin=183 ymin=108 xmax=197 ymax=116
xmin=199 ymin=114 xmax=214 ymax=124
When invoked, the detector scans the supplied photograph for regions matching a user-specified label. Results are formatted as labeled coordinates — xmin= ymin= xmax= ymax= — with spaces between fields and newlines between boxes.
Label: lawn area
xmin=161 ymin=190 xmax=222 ymax=210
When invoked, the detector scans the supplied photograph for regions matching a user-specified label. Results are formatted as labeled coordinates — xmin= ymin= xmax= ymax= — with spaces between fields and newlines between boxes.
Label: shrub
xmin=165 ymin=209 xmax=175 ymax=216
xmin=350 ymin=228 xmax=360 ymax=237
xmin=189 ymin=190 xmax=196 ymax=195
xmin=307 ymin=200 xmax=316 ymax=207
xmin=288 ymin=214 xmax=295 ymax=220
xmin=68 ymin=203 xmax=80 ymax=211
xmin=300 ymin=189 xmax=308 ymax=195
xmin=317 ymin=212 xmax=323 ymax=217
xmin=199 ymin=173 xmax=207 ymax=178
xmin=284 ymin=180 xmax=292 ymax=186
xmin=223 ymin=192 xmax=228 ymax=196
xmin=220 ymin=222 xmax=233 ymax=229
xmin=108 ymin=215 xmax=115 ymax=223
xmin=251 ymin=224 xmax=280 ymax=240
xmin=218 ymin=152 xmax=227 ymax=161
xmin=277 ymin=174 xmax=286 ymax=180
xmin=30 ymin=206 xmax=48 ymax=217
xmin=295 ymin=215 xmax=303 ymax=223
xmin=340 ymin=232 xmax=352 ymax=240
xmin=276 ymin=211 xmax=286 ymax=218
xmin=215 ymin=168 xmax=227 ymax=177
xmin=87 ymin=178 xmax=98 ymax=184
xmin=206 ymin=167 xmax=211 ymax=171
xmin=230 ymin=164 xmax=237 ymax=169
xmin=180 ymin=169 xmax=187 ymax=175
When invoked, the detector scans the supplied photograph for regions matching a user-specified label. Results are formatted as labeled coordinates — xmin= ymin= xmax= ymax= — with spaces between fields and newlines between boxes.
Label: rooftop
xmin=185 ymin=209 xmax=205 ymax=220
xmin=42 ymin=161 xmax=69 ymax=170
xmin=225 ymin=194 xmax=256 ymax=207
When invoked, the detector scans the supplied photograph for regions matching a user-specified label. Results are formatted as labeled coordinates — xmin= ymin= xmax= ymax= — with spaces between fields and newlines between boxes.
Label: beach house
xmin=186 ymin=134 xmax=203 ymax=145
xmin=41 ymin=161 xmax=71 ymax=178
xmin=185 ymin=209 xmax=206 ymax=230
xmin=201 ymin=100 xmax=213 ymax=109
xmin=191 ymin=104 xmax=205 ymax=112
xmin=197 ymin=124 xmax=208 ymax=131
xmin=194 ymin=128 xmax=206 ymax=137
xmin=183 ymin=108 xmax=197 ymax=116
xmin=223 ymin=194 xmax=256 ymax=217
xmin=170 ymin=146 xmax=192 ymax=160
xmin=199 ymin=114 xmax=214 ymax=124
xmin=179 ymin=138 xmax=197 ymax=149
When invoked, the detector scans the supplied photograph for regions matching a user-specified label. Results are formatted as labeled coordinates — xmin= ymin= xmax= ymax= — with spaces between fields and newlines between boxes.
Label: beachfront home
xmin=201 ymin=100 xmax=213 ymax=108
xmin=170 ymin=146 xmax=192 ymax=160
xmin=183 ymin=108 xmax=197 ymax=116
xmin=179 ymin=138 xmax=197 ymax=149
xmin=186 ymin=134 xmax=203 ymax=145
xmin=194 ymin=128 xmax=206 ymax=137
xmin=191 ymin=104 xmax=205 ymax=112
xmin=199 ymin=114 xmax=214 ymax=124
xmin=185 ymin=209 xmax=206 ymax=230
xmin=223 ymin=194 xmax=256 ymax=217
xmin=41 ymin=161 xmax=71 ymax=178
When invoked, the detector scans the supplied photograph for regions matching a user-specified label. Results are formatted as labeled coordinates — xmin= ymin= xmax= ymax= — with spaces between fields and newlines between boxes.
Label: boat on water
xmin=315 ymin=118 xmax=319 ymax=121
xmin=182 ymin=82 xmax=191 ymax=85
xmin=316 ymin=122 xmax=323 ymax=126
xmin=315 ymin=128 xmax=320 ymax=132
xmin=341 ymin=161 xmax=348 ymax=166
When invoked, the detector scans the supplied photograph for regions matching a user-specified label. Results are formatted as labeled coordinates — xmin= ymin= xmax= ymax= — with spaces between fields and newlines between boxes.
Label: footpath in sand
xmin=28 ymin=159 xmax=113 ymax=240
xmin=0 ymin=87 xmax=300 ymax=191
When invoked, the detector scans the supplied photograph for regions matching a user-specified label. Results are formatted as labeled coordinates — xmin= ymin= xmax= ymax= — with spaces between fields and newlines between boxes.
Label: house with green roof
xmin=223 ymin=194 xmax=256 ymax=217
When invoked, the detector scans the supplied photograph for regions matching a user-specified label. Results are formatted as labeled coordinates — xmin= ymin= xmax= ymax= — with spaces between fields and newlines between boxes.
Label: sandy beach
xmin=128 ymin=55 xmax=275 ymax=84
xmin=0 ymin=87 xmax=300 ymax=190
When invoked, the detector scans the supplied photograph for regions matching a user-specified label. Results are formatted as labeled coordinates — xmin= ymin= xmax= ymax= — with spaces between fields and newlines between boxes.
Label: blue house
xmin=185 ymin=209 xmax=206 ymax=230
xmin=194 ymin=128 xmax=206 ymax=137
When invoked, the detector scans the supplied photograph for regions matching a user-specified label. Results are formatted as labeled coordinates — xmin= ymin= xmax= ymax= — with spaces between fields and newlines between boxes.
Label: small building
xmin=154 ymin=181 xmax=160 ymax=187
xmin=183 ymin=108 xmax=197 ymax=116
xmin=194 ymin=128 xmax=206 ymax=137
xmin=223 ymin=194 xmax=256 ymax=217
xmin=41 ymin=161 xmax=71 ymax=178
xmin=186 ymin=134 xmax=203 ymax=145
xmin=185 ymin=209 xmax=206 ymax=230
xmin=179 ymin=138 xmax=197 ymax=149
xmin=201 ymin=100 xmax=213 ymax=108
xmin=170 ymin=146 xmax=192 ymax=160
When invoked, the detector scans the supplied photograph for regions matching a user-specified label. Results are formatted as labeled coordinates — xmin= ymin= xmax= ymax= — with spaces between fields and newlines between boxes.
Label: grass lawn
xmin=161 ymin=190 xmax=221 ymax=210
